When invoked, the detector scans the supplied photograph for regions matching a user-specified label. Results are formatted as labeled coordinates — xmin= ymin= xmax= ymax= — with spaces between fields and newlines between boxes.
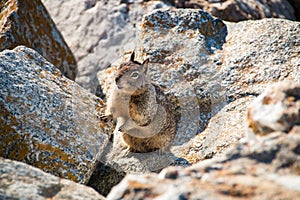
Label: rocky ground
xmin=0 ymin=0 xmax=299 ymax=199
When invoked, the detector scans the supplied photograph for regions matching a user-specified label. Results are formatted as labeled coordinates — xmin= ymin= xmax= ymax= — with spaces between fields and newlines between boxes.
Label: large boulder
xmin=0 ymin=0 xmax=77 ymax=80
xmin=171 ymin=0 xmax=296 ymax=22
xmin=185 ymin=18 xmax=300 ymax=162
xmin=0 ymin=46 xmax=110 ymax=184
xmin=0 ymin=157 xmax=105 ymax=200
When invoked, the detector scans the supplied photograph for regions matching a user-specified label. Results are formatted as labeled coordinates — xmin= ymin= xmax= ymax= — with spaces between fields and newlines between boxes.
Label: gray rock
xmin=0 ymin=46 xmax=110 ymax=184
xmin=107 ymin=130 xmax=300 ymax=200
xmin=0 ymin=157 xmax=105 ymax=200
xmin=0 ymin=0 xmax=77 ymax=80
xmin=186 ymin=18 xmax=300 ymax=163
xmin=87 ymin=141 xmax=189 ymax=196
xmin=172 ymin=0 xmax=296 ymax=22
xmin=41 ymin=0 xmax=172 ymax=92
xmin=248 ymin=81 xmax=300 ymax=135
xmin=220 ymin=19 xmax=300 ymax=98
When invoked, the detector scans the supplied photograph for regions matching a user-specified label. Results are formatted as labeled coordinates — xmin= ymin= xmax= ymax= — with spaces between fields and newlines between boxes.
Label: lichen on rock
xmin=0 ymin=157 xmax=105 ymax=200
xmin=0 ymin=46 xmax=110 ymax=184
xmin=0 ymin=0 xmax=77 ymax=80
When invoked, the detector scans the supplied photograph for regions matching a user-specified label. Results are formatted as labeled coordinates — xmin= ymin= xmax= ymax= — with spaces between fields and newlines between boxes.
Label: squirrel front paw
xmin=118 ymin=124 xmax=129 ymax=132
xmin=118 ymin=119 xmax=136 ymax=132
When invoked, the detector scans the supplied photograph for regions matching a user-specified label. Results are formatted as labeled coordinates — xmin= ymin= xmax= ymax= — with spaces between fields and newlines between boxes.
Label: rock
xmin=0 ymin=0 xmax=77 ymax=80
xmin=219 ymin=19 xmax=300 ymax=98
xmin=0 ymin=46 xmax=110 ymax=184
xmin=172 ymin=0 xmax=296 ymax=22
xmin=41 ymin=0 xmax=172 ymax=92
xmin=186 ymin=18 xmax=300 ymax=162
xmin=184 ymin=96 xmax=254 ymax=162
xmin=0 ymin=157 xmax=105 ymax=200
xmin=107 ymin=131 xmax=300 ymax=199
xmin=248 ymin=81 xmax=300 ymax=135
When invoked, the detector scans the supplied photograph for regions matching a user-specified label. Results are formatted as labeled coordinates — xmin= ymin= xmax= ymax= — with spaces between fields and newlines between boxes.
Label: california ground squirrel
xmin=105 ymin=52 xmax=180 ymax=153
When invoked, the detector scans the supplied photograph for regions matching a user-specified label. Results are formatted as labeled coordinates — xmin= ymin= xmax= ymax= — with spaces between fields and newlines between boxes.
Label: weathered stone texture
xmin=185 ymin=18 xmax=300 ymax=162
xmin=248 ymin=81 xmax=300 ymax=135
xmin=172 ymin=0 xmax=296 ymax=22
xmin=0 ymin=46 xmax=110 ymax=184
xmin=107 ymin=134 xmax=300 ymax=199
xmin=0 ymin=0 xmax=77 ymax=80
xmin=41 ymin=0 xmax=172 ymax=92
xmin=220 ymin=19 xmax=300 ymax=98
xmin=0 ymin=157 xmax=105 ymax=200
xmin=107 ymin=90 xmax=300 ymax=199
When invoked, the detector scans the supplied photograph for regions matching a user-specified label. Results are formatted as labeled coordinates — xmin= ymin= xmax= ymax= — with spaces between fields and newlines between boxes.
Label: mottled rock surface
xmin=41 ymin=0 xmax=171 ymax=92
xmin=107 ymin=132 xmax=300 ymax=199
xmin=0 ymin=157 xmax=105 ymax=200
xmin=107 ymin=84 xmax=300 ymax=199
xmin=0 ymin=46 xmax=110 ymax=184
xmin=185 ymin=18 xmax=300 ymax=163
xmin=248 ymin=81 xmax=300 ymax=135
xmin=0 ymin=0 xmax=77 ymax=80
xmin=172 ymin=0 xmax=296 ymax=22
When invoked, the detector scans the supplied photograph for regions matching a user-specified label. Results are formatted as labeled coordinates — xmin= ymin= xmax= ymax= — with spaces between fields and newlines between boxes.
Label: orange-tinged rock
xmin=0 ymin=0 xmax=77 ymax=80
xmin=0 ymin=46 xmax=109 ymax=184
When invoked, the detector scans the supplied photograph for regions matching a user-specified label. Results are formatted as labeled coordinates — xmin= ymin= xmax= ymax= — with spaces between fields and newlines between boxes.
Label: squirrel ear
xmin=142 ymin=59 xmax=149 ymax=74
xmin=130 ymin=51 xmax=135 ymax=62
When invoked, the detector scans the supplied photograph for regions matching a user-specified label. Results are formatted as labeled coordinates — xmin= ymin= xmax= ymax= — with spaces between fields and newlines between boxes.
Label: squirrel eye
xmin=130 ymin=71 xmax=140 ymax=79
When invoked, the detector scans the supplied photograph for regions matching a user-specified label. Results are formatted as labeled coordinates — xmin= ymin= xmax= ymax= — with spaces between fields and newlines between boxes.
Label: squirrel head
xmin=115 ymin=52 xmax=150 ymax=94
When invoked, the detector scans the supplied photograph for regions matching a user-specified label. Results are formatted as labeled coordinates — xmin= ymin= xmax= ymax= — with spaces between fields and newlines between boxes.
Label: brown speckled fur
xmin=106 ymin=53 xmax=180 ymax=153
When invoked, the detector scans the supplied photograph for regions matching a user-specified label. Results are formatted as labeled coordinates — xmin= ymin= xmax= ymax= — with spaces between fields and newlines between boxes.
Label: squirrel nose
xmin=115 ymin=77 xmax=123 ymax=89
xmin=115 ymin=76 xmax=120 ymax=84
